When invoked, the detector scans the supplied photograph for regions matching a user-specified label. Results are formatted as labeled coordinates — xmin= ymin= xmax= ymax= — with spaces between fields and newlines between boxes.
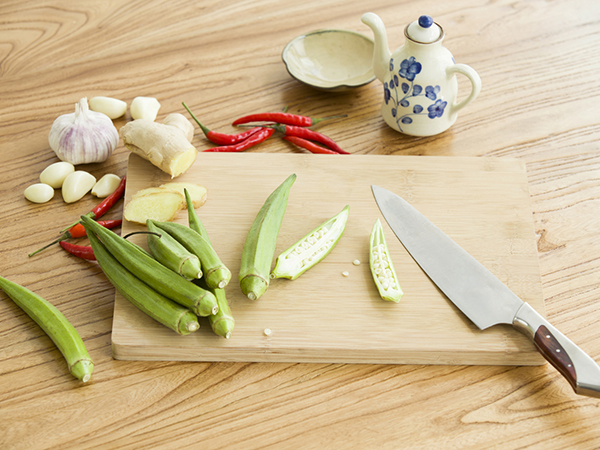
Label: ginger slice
xmin=159 ymin=182 xmax=207 ymax=208
xmin=124 ymin=188 xmax=185 ymax=224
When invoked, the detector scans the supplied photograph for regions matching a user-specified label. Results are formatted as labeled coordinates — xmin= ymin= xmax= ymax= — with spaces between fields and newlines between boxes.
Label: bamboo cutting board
xmin=112 ymin=153 xmax=545 ymax=366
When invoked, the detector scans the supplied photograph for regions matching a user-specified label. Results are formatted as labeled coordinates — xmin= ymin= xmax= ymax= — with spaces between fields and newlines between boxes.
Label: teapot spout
xmin=361 ymin=12 xmax=391 ymax=83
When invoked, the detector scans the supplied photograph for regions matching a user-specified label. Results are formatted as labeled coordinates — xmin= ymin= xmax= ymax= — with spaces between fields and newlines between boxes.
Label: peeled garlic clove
xmin=91 ymin=174 xmax=121 ymax=198
xmin=89 ymin=96 xmax=127 ymax=119
xmin=24 ymin=183 xmax=54 ymax=203
xmin=130 ymin=96 xmax=161 ymax=121
xmin=62 ymin=171 xmax=96 ymax=203
xmin=49 ymin=97 xmax=119 ymax=165
xmin=39 ymin=161 xmax=75 ymax=189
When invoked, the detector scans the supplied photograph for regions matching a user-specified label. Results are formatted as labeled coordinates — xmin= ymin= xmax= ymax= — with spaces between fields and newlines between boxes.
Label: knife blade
xmin=372 ymin=184 xmax=600 ymax=398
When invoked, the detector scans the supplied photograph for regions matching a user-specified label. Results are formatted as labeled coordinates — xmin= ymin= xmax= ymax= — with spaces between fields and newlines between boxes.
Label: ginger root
xmin=120 ymin=116 xmax=197 ymax=178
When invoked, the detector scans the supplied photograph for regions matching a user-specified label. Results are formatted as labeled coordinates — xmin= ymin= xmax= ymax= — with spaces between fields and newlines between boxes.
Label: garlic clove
xmin=91 ymin=174 xmax=121 ymax=198
xmin=49 ymin=97 xmax=119 ymax=165
xmin=89 ymin=96 xmax=127 ymax=119
xmin=130 ymin=96 xmax=161 ymax=121
xmin=24 ymin=183 xmax=55 ymax=204
xmin=39 ymin=161 xmax=75 ymax=189
xmin=62 ymin=171 xmax=97 ymax=203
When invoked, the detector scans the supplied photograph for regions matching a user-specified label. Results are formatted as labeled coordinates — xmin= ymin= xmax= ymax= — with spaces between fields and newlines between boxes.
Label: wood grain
xmin=1 ymin=0 xmax=600 ymax=449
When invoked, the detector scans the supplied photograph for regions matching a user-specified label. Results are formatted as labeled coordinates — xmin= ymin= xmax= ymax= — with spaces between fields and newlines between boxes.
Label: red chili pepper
xmin=59 ymin=241 xmax=95 ymax=261
xmin=68 ymin=219 xmax=122 ymax=238
xmin=29 ymin=219 xmax=122 ymax=257
xmin=204 ymin=127 xmax=275 ymax=152
xmin=232 ymin=112 xmax=346 ymax=127
xmin=182 ymin=102 xmax=263 ymax=145
xmin=59 ymin=175 xmax=126 ymax=234
xmin=282 ymin=136 xmax=341 ymax=155
xmin=265 ymin=124 xmax=349 ymax=154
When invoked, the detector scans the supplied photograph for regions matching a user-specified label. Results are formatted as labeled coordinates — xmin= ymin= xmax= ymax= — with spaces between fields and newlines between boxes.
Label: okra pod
xmin=209 ymin=288 xmax=235 ymax=339
xmin=184 ymin=188 xmax=210 ymax=243
xmin=150 ymin=220 xmax=231 ymax=290
xmin=0 ymin=275 xmax=94 ymax=382
xmin=146 ymin=219 xmax=203 ymax=280
xmin=81 ymin=215 xmax=217 ymax=317
xmin=87 ymin=228 xmax=200 ymax=334
xmin=239 ymin=173 xmax=296 ymax=300
xmin=195 ymin=279 xmax=235 ymax=339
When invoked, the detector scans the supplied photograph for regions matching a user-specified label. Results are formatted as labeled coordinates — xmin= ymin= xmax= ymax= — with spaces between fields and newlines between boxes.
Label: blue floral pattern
xmin=384 ymin=57 xmax=447 ymax=132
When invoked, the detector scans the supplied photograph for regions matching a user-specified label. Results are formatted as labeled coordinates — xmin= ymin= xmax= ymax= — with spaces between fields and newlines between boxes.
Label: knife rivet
xmin=556 ymin=349 xmax=561 ymax=353
xmin=546 ymin=335 xmax=551 ymax=339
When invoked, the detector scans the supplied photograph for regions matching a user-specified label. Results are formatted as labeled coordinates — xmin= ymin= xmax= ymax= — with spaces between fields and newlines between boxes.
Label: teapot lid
xmin=406 ymin=15 xmax=442 ymax=43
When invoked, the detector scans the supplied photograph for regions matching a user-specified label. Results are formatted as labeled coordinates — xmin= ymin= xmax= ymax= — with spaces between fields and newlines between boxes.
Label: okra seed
xmin=353 ymin=260 xmax=361 ymax=266
xmin=263 ymin=328 xmax=272 ymax=336
xmin=342 ymin=271 xmax=349 ymax=277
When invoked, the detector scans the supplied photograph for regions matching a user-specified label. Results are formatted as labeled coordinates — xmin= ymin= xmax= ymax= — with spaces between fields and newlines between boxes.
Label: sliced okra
xmin=271 ymin=205 xmax=350 ymax=280
xmin=369 ymin=218 xmax=404 ymax=303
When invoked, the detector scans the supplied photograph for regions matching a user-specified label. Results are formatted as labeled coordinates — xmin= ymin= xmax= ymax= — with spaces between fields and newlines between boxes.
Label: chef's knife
xmin=372 ymin=185 xmax=600 ymax=398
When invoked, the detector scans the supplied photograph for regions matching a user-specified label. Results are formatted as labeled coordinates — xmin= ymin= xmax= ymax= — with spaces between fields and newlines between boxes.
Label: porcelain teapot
xmin=361 ymin=12 xmax=481 ymax=136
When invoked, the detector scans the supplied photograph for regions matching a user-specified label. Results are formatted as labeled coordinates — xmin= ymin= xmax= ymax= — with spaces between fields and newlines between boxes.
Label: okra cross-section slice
xmin=271 ymin=205 xmax=350 ymax=280
xmin=370 ymin=218 xmax=403 ymax=302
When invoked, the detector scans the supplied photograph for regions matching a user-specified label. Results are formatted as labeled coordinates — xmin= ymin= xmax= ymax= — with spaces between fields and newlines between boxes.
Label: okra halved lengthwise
xmin=87 ymin=229 xmax=200 ymax=334
xmin=81 ymin=215 xmax=217 ymax=317
xmin=271 ymin=205 xmax=350 ymax=280
xmin=239 ymin=173 xmax=296 ymax=300
xmin=0 ymin=275 xmax=94 ymax=382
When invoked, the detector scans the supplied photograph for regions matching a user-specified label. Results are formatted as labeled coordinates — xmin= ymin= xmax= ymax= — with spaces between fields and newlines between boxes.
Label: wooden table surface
xmin=1 ymin=0 xmax=600 ymax=448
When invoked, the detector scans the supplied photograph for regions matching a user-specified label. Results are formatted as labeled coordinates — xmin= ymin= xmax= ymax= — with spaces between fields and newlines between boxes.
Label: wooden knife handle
xmin=533 ymin=325 xmax=577 ymax=391
xmin=513 ymin=303 xmax=600 ymax=398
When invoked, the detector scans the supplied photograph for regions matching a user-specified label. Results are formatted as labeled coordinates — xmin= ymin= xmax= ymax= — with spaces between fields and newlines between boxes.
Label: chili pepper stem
xmin=182 ymin=102 xmax=212 ymax=137
xmin=310 ymin=114 xmax=347 ymax=125
xmin=28 ymin=234 xmax=68 ymax=257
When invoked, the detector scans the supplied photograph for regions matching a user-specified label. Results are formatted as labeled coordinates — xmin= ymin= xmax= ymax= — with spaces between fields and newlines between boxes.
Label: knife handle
xmin=513 ymin=303 xmax=600 ymax=398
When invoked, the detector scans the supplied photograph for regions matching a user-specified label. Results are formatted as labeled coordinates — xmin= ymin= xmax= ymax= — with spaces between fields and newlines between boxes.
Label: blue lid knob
xmin=418 ymin=15 xmax=433 ymax=28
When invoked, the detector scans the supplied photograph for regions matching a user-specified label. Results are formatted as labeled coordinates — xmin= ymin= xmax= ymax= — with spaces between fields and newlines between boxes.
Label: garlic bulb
xmin=49 ymin=97 xmax=119 ymax=165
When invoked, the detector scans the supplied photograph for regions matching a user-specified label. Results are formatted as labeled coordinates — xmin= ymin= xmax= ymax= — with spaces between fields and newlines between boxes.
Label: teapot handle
xmin=446 ymin=63 xmax=482 ymax=116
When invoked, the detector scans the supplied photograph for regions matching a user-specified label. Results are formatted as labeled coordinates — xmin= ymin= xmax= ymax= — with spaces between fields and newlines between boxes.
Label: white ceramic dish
xmin=282 ymin=29 xmax=375 ymax=91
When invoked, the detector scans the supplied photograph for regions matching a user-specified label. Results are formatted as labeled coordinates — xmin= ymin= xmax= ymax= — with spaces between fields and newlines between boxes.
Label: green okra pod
xmin=209 ymin=288 xmax=234 ymax=339
xmin=81 ymin=215 xmax=217 ymax=317
xmin=150 ymin=220 xmax=231 ymax=290
xmin=195 ymin=279 xmax=235 ymax=339
xmin=87 ymin=228 xmax=200 ymax=334
xmin=146 ymin=219 xmax=203 ymax=280
xmin=0 ymin=275 xmax=94 ymax=382
xmin=184 ymin=188 xmax=210 ymax=243
xmin=239 ymin=173 xmax=296 ymax=300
